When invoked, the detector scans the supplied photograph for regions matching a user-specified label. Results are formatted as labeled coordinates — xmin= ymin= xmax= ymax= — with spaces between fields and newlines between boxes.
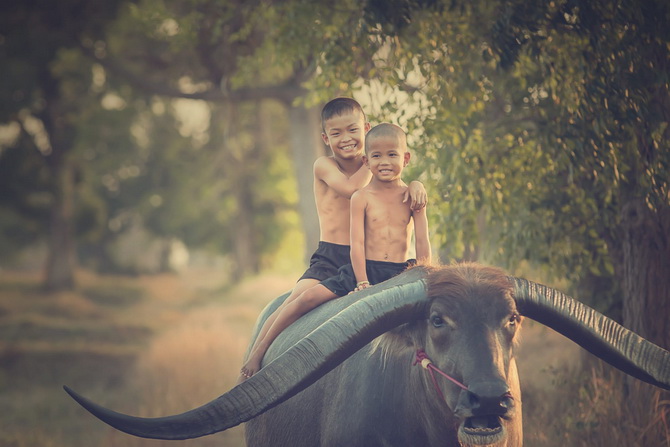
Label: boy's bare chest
xmin=316 ymin=186 xmax=350 ymax=213
xmin=366 ymin=195 xmax=411 ymax=225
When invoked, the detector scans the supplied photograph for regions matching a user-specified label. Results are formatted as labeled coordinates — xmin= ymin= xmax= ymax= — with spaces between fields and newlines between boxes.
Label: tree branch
xmin=79 ymin=43 xmax=305 ymax=103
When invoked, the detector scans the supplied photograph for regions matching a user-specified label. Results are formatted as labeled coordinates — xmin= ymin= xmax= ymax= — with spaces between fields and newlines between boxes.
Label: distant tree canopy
xmin=0 ymin=0 xmax=303 ymax=281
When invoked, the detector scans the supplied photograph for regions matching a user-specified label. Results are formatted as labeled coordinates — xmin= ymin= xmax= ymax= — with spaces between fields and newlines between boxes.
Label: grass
xmin=81 ymin=284 xmax=144 ymax=308
xmin=0 ymin=267 xmax=294 ymax=447
xmin=0 ymin=267 xmax=667 ymax=446
xmin=521 ymin=358 xmax=670 ymax=446
xmin=517 ymin=321 xmax=670 ymax=447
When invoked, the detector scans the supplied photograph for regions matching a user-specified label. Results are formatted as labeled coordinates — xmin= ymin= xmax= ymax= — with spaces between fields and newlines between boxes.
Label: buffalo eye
xmin=430 ymin=314 xmax=446 ymax=328
xmin=508 ymin=312 xmax=521 ymax=327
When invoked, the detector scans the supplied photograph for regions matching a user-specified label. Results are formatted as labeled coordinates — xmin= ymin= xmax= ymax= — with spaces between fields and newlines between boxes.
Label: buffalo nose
xmin=455 ymin=383 xmax=514 ymax=417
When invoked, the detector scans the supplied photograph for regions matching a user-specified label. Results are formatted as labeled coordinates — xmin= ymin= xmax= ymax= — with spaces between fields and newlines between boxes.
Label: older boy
xmin=305 ymin=98 xmax=426 ymax=288
xmin=241 ymin=123 xmax=430 ymax=378
xmin=239 ymin=99 xmax=426 ymax=381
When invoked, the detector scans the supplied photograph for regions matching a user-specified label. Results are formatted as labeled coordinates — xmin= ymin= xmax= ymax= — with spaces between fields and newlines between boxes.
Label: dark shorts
xmin=298 ymin=241 xmax=351 ymax=282
xmin=320 ymin=259 xmax=417 ymax=297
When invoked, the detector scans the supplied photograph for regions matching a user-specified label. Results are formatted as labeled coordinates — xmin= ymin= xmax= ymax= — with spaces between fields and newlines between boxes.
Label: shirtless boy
xmin=239 ymin=98 xmax=426 ymax=381
xmin=240 ymin=122 xmax=430 ymax=379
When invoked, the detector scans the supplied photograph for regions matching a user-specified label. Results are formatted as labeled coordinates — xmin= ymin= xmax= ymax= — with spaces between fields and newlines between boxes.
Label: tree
xmin=341 ymin=0 xmax=669 ymax=346
xmin=1 ymin=0 xmax=312 ymax=282
xmin=85 ymin=0 xmax=323 ymax=268
xmin=0 ymin=1 xmax=130 ymax=290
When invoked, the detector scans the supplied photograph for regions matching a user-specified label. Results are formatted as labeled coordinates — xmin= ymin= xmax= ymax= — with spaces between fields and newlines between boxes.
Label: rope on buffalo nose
xmin=414 ymin=349 xmax=468 ymax=401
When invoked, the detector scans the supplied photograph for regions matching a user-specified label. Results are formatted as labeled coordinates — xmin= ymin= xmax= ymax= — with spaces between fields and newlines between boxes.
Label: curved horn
xmin=511 ymin=277 xmax=670 ymax=390
xmin=64 ymin=267 xmax=430 ymax=440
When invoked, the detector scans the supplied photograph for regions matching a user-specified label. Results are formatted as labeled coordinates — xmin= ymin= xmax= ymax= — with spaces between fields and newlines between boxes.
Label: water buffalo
xmin=65 ymin=263 xmax=670 ymax=446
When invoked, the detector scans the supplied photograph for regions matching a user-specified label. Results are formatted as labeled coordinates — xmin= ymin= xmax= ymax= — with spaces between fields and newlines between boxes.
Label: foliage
xmin=0 ymin=0 xmax=302 ymax=276
xmin=1 ymin=0 xmax=668 ymax=301
xmin=306 ymin=0 xmax=670 ymax=314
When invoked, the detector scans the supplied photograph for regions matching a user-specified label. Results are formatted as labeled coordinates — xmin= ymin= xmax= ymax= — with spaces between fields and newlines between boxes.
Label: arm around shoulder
xmin=314 ymin=157 xmax=370 ymax=199
xmin=404 ymin=180 xmax=427 ymax=211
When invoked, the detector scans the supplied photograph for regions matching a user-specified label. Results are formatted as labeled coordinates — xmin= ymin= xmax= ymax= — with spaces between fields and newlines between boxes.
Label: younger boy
xmin=241 ymin=123 xmax=430 ymax=379
xmin=239 ymin=99 xmax=426 ymax=381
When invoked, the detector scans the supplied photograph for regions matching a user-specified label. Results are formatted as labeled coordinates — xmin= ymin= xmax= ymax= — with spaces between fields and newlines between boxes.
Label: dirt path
xmin=516 ymin=319 xmax=581 ymax=390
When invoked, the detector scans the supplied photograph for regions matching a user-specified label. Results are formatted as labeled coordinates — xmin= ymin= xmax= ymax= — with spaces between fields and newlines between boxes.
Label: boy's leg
xmin=240 ymin=284 xmax=337 ymax=380
xmin=245 ymin=278 xmax=319 ymax=357
xmin=247 ymin=241 xmax=349 ymax=356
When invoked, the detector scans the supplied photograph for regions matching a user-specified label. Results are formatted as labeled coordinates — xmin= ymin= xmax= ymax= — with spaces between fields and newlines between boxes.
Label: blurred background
xmin=0 ymin=1 xmax=668 ymax=445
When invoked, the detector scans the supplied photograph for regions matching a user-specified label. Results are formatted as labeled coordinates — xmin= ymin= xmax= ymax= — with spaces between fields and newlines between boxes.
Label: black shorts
xmin=298 ymin=242 xmax=351 ymax=282
xmin=320 ymin=259 xmax=417 ymax=297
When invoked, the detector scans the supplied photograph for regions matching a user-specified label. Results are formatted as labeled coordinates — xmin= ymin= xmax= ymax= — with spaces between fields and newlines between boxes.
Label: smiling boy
xmin=239 ymin=100 xmax=426 ymax=381
xmin=240 ymin=122 xmax=431 ymax=379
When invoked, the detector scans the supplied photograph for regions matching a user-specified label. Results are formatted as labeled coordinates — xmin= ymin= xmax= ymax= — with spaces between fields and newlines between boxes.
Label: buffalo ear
xmin=371 ymin=320 xmax=424 ymax=358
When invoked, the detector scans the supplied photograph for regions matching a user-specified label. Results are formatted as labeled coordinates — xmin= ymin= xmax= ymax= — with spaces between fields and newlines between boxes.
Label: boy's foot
xmin=237 ymin=355 xmax=262 ymax=383
xmin=237 ymin=368 xmax=252 ymax=384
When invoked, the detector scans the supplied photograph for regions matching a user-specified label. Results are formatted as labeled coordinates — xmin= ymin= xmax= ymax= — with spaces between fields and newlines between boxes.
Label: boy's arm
xmin=403 ymin=181 xmax=427 ymax=211
xmin=412 ymin=205 xmax=432 ymax=263
xmin=349 ymin=190 xmax=369 ymax=289
xmin=314 ymin=157 xmax=371 ymax=199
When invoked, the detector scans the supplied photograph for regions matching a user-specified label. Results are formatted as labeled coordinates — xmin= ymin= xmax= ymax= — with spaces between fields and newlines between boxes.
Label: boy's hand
xmin=351 ymin=280 xmax=370 ymax=293
xmin=405 ymin=181 xmax=427 ymax=211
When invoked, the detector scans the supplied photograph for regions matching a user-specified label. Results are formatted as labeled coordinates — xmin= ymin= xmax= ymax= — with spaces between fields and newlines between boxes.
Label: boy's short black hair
xmin=365 ymin=123 xmax=407 ymax=154
xmin=321 ymin=97 xmax=366 ymax=132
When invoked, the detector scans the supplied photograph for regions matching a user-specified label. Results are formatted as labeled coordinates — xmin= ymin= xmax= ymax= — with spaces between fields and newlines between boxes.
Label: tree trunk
xmin=620 ymin=199 xmax=670 ymax=350
xmin=288 ymin=104 xmax=322 ymax=262
xmin=44 ymin=157 xmax=77 ymax=291
xmin=215 ymin=101 xmax=262 ymax=278
xmin=619 ymin=198 xmax=670 ymax=444
xmin=40 ymin=73 xmax=78 ymax=292
xmin=232 ymin=179 xmax=259 ymax=278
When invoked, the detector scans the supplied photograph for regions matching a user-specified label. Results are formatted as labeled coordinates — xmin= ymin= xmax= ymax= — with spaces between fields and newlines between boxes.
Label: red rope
xmin=413 ymin=349 xmax=468 ymax=401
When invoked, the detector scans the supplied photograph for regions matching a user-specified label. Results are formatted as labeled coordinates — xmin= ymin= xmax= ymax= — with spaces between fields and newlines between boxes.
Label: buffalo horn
xmin=511 ymin=277 xmax=670 ymax=390
xmin=64 ymin=267 xmax=430 ymax=440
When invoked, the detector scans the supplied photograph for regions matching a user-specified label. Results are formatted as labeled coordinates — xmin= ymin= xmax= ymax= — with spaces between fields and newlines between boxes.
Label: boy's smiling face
xmin=364 ymin=134 xmax=410 ymax=182
xmin=321 ymin=110 xmax=370 ymax=162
